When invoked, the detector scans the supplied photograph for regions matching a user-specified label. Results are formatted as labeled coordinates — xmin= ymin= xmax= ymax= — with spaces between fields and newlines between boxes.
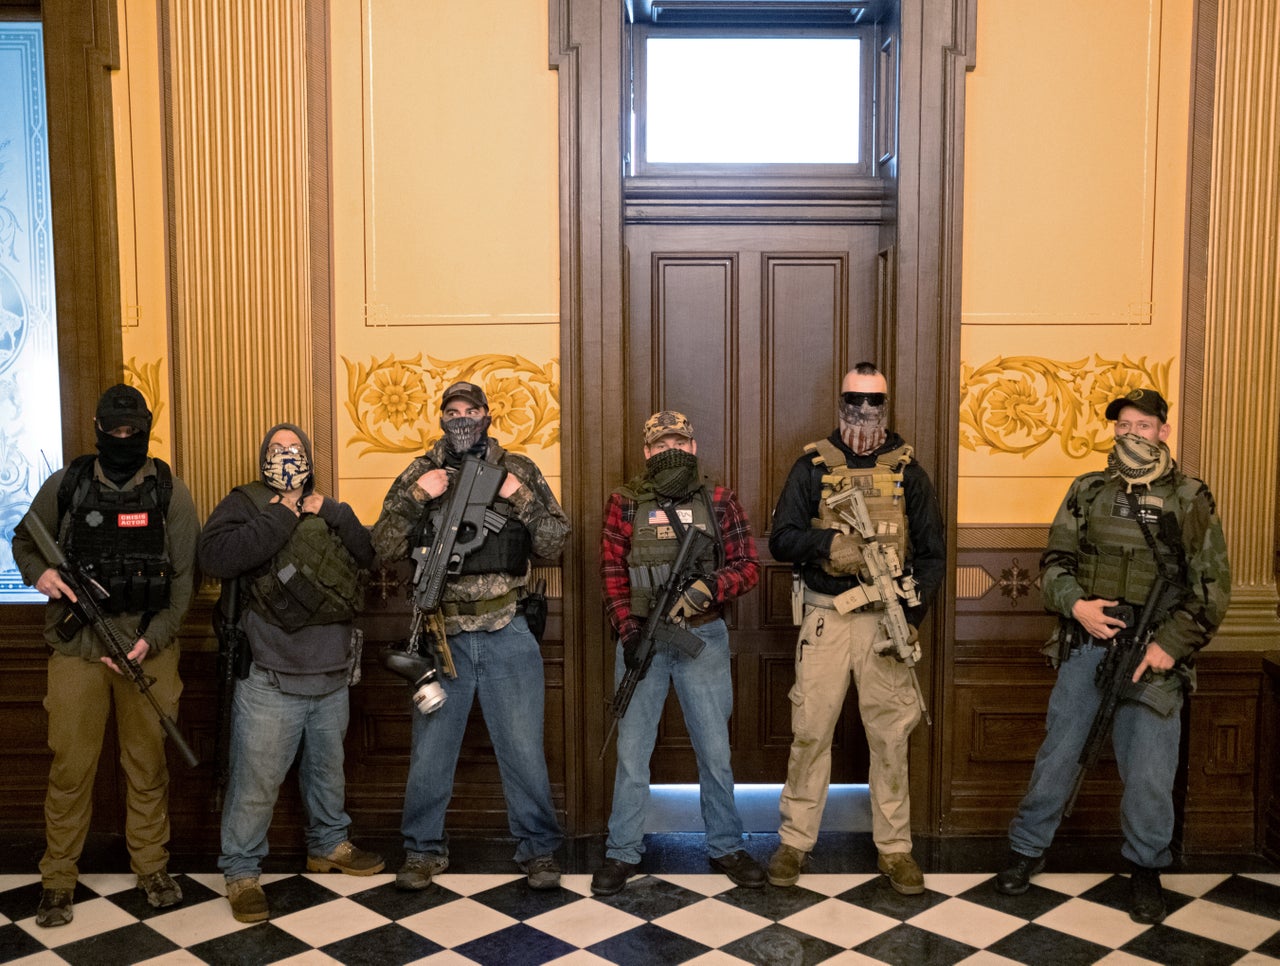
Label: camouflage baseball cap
xmin=441 ymin=380 xmax=488 ymax=410
xmin=1104 ymin=388 xmax=1168 ymax=423
xmin=643 ymin=410 xmax=695 ymax=444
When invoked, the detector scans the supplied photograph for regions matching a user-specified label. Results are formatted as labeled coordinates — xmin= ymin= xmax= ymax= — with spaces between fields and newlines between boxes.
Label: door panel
xmin=624 ymin=223 xmax=881 ymax=783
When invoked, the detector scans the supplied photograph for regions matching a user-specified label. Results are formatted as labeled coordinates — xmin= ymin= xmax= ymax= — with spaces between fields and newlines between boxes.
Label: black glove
xmin=619 ymin=617 xmax=644 ymax=671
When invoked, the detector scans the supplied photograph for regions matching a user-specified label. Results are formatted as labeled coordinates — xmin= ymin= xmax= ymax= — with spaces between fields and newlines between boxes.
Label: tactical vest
xmin=60 ymin=455 xmax=173 ymax=614
xmin=623 ymin=487 xmax=722 ymax=618
xmin=238 ymin=482 xmax=367 ymax=631
xmin=411 ymin=452 xmax=532 ymax=577
xmin=807 ymin=438 xmax=911 ymax=565
xmin=1076 ymin=475 xmax=1188 ymax=605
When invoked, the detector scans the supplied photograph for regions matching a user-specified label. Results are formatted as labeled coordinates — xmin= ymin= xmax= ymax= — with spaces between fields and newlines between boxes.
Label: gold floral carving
xmin=959 ymin=355 xmax=1172 ymax=458
xmin=343 ymin=353 xmax=560 ymax=455
xmin=124 ymin=357 xmax=166 ymax=447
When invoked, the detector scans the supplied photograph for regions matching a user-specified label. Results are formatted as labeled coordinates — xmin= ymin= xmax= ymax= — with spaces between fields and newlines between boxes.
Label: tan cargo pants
xmin=777 ymin=603 xmax=921 ymax=854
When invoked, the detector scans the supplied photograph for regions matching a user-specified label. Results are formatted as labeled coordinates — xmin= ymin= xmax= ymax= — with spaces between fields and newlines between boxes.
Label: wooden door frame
xmin=550 ymin=0 xmax=975 ymax=836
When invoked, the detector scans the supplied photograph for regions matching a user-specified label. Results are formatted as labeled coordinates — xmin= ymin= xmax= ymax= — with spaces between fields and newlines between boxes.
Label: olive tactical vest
xmin=238 ymin=482 xmax=366 ymax=631
xmin=623 ymin=488 xmax=722 ymax=618
xmin=807 ymin=438 xmax=912 ymax=565
xmin=1076 ymin=474 xmax=1189 ymax=605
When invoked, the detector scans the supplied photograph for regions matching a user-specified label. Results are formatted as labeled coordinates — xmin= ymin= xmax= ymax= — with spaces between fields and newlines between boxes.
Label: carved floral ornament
xmin=959 ymin=355 xmax=1173 ymax=459
xmin=124 ymin=357 xmax=166 ymax=447
xmin=343 ymin=353 xmax=560 ymax=456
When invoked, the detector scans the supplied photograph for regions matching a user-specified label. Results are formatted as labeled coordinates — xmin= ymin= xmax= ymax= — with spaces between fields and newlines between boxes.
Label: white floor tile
xmin=398 ymin=896 xmax=518 ymax=947
xmin=1163 ymin=897 xmax=1280 ymax=950
xmin=954 ymin=952 xmax=1026 ymax=966
xmin=925 ymin=873 xmax=997 ymax=896
xmin=524 ymin=896 xmax=646 ymax=946
xmin=779 ymin=896 xmax=898 ymax=948
xmin=653 ymin=896 xmax=773 ymax=947
xmin=908 ymin=896 xmax=1027 ymax=948
xmin=789 ymin=873 xmax=877 ymax=896
xmin=429 ymin=873 xmax=521 ymax=896
xmin=653 ymin=873 xmax=734 ymax=896
xmin=78 ymin=872 xmax=137 ymax=896
xmin=272 ymin=896 xmax=392 ymax=946
xmin=1034 ymin=896 xmax=1151 ymax=948
xmin=1031 ymin=871 xmax=1112 ymax=896
xmin=1161 ymin=872 xmax=1231 ymax=897
xmin=15 ymin=896 xmax=138 ymax=948
xmin=144 ymin=895 xmax=248 ymax=947
xmin=300 ymin=872 xmax=395 ymax=896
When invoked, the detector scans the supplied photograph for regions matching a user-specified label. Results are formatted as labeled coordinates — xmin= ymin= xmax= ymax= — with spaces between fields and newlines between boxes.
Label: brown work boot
xmin=137 ymin=870 xmax=183 ymax=909
xmin=306 ymin=841 xmax=385 ymax=876
xmin=226 ymin=877 xmax=269 ymax=923
xmin=766 ymin=844 xmax=808 ymax=887
xmin=878 ymin=851 xmax=925 ymax=895
xmin=35 ymin=888 xmax=73 ymax=928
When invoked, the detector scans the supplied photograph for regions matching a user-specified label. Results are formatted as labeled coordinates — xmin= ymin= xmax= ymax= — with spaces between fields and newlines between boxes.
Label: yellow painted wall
xmin=959 ymin=0 xmax=1194 ymax=524
xmin=330 ymin=0 xmax=562 ymax=524
xmin=113 ymin=0 xmax=172 ymax=462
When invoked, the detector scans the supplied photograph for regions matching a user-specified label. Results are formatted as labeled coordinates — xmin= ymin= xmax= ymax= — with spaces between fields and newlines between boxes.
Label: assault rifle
xmin=22 ymin=513 xmax=200 ymax=768
xmin=211 ymin=578 xmax=252 ymax=808
xmin=1063 ymin=573 xmax=1185 ymax=817
xmin=600 ymin=524 xmax=714 ymax=759
xmin=824 ymin=487 xmax=931 ymax=726
xmin=384 ymin=456 xmax=507 ymax=687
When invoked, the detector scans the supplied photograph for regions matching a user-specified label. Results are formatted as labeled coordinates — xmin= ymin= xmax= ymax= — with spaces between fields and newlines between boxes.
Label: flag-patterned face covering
xmin=263 ymin=447 xmax=311 ymax=492
xmin=840 ymin=395 xmax=888 ymax=456
xmin=1107 ymin=433 xmax=1171 ymax=491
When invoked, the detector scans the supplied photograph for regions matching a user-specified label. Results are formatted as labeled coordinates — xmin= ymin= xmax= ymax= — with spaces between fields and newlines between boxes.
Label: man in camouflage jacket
xmin=995 ymin=389 xmax=1231 ymax=925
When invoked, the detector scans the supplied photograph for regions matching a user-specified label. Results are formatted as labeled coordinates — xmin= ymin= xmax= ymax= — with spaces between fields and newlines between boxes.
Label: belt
xmin=440 ymin=588 xmax=519 ymax=617
xmin=803 ymin=586 xmax=883 ymax=614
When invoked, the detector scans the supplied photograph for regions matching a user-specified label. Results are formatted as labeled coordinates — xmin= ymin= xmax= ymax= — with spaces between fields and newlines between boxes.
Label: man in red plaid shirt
xmin=591 ymin=411 xmax=764 ymax=896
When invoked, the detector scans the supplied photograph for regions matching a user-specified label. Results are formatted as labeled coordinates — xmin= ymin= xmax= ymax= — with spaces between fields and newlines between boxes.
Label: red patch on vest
xmin=117 ymin=512 xmax=150 ymax=528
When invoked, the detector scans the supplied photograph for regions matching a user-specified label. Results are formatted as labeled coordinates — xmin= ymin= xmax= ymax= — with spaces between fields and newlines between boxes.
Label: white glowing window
xmin=643 ymin=37 xmax=861 ymax=164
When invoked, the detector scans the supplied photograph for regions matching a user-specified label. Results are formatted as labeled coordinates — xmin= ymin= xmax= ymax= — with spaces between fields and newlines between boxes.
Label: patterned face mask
xmin=262 ymin=448 xmax=311 ymax=491
xmin=646 ymin=447 xmax=700 ymax=499
xmin=839 ymin=397 xmax=888 ymax=455
xmin=1108 ymin=433 xmax=1171 ymax=491
xmin=440 ymin=414 xmax=491 ymax=454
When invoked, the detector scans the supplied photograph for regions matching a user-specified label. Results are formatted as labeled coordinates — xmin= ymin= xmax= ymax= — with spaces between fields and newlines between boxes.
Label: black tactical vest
xmin=59 ymin=455 xmax=173 ymax=614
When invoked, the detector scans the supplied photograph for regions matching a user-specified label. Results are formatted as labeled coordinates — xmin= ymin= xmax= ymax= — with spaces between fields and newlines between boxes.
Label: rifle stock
xmin=600 ymin=525 xmax=714 ymax=758
xmin=411 ymin=457 xmax=507 ymax=613
xmin=1063 ymin=574 xmax=1185 ymax=817
xmin=22 ymin=513 xmax=199 ymax=769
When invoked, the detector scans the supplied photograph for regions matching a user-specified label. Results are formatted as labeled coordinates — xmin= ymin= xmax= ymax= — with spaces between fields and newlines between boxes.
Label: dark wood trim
xmin=1178 ymin=0 xmax=1216 ymax=479
xmin=306 ymin=0 xmax=335 ymax=497
xmin=42 ymin=0 xmax=124 ymax=458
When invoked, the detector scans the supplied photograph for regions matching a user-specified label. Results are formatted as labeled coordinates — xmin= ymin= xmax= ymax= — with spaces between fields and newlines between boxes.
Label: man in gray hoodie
xmin=198 ymin=423 xmax=381 ymax=923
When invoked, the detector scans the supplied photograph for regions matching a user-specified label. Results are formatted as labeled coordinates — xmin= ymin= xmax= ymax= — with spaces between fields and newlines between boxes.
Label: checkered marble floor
xmin=1 ymin=869 xmax=1277 ymax=965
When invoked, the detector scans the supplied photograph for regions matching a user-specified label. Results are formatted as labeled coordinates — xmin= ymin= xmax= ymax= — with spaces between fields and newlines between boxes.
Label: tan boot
xmin=226 ymin=877 xmax=269 ymax=923
xmin=766 ymin=844 xmax=808 ymax=887
xmin=306 ymin=841 xmax=385 ymax=876
xmin=877 ymin=851 xmax=925 ymax=895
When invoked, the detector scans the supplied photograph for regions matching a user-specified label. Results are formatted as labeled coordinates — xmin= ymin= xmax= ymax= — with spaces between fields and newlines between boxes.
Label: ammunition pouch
xmin=249 ymin=514 xmax=366 ymax=632
xmin=519 ymin=581 xmax=548 ymax=643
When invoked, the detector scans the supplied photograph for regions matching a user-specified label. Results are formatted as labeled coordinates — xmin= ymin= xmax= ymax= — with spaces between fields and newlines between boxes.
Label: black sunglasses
xmin=841 ymin=392 xmax=886 ymax=407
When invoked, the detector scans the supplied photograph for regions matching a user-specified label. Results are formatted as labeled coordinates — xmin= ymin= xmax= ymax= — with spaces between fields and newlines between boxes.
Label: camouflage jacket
xmin=1041 ymin=462 xmax=1231 ymax=668
xmin=372 ymin=437 xmax=569 ymax=633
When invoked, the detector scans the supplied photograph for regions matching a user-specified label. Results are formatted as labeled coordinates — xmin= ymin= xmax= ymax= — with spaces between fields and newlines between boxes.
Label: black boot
xmin=994 ymin=851 xmax=1045 ymax=896
xmin=1128 ymin=866 xmax=1166 ymax=924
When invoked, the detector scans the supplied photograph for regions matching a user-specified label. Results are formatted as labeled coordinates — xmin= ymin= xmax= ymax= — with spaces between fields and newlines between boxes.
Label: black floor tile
xmin=586 ymin=921 xmax=712 ymax=965
xmin=1120 ymin=923 xmax=1248 ymax=966
xmin=453 ymin=921 xmax=578 ymax=966
xmin=713 ymin=881 xmax=829 ymax=921
xmin=720 ymin=922 xmax=846 ymax=966
xmin=589 ymin=874 xmax=705 ymax=920
xmin=854 ymin=921 xmax=979 ymax=966
xmin=835 ymin=876 xmax=952 ymax=920
xmin=955 ymin=878 xmax=1074 ymax=920
xmin=0 ymin=922 xmax=46 ymax=961
xmin=55 ymin=921 xmax=180 ymax=966
xmin=468 ymin=876 xmax=583 ymax=919
xmin=345 ymin=877 xmax=463 ymax=918
xmin=321 ymin=921 xmax=445 ymax=966
xmin=985 ymin=922 xmax=1114 ymax=966
xmin=187 ymin=921 xmax=314 ymax=966
xmin=259 ymin=874 xmax=341 ymax=917
xmin=1077 ymin=872 xmax=1194 ymax=919
xmin=1201 ymin=874 xmax=1280 ymax=919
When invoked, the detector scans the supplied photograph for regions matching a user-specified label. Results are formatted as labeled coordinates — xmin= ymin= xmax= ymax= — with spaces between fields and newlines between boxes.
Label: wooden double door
xmin=623 ymin=220 xmax=886 ymax=784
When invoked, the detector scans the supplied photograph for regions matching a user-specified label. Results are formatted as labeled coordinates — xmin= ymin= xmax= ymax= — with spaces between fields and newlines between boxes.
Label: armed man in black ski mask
xmin=13 ymin=384 xmax=200 ymax=928
xmin=373 ymin=380 xmax=570 ymax=891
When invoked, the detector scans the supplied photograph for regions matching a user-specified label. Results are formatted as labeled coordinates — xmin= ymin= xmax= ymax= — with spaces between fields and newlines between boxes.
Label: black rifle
xmin=384 ymin=456 xmax=507 ymax=685
xmin=1063 ymin=574 xmax=1185 ymax=817
xmin=22 ymin=513 xmax=199 ymax=768
xmin=600 ymin=524 xmax=715 ymax=758
xmin=211 ymin=578 xmax=252 ymax=808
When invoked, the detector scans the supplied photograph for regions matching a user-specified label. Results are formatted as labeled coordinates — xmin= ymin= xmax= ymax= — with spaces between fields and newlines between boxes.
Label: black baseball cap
xmin=95 ymin=383 xmax=152 ymax=432
xmin=1104 ymin=388 xmax=1168 ymax=422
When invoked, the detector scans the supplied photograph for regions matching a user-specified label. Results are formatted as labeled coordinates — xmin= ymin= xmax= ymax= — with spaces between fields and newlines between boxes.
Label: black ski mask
xmin=95 ymin=428 xmax=150 ymax=485
xmin=646 ymin=448 xmax=700 ymax=499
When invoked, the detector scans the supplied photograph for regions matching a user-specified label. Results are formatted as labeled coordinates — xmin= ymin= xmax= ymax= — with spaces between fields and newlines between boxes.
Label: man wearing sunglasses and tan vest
xmin=767 ymin=362 xmax=946 ymax=895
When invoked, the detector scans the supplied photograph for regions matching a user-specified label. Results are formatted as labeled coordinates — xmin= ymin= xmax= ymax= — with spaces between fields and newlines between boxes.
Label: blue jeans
xmin=606 ymin=619 xmax=744 ymax=865
xmin=1008 ymin=643 xmax=1183 ymax=869
xmin=401 ymin=614 xmax=562 ymax=864
xmin=219 ymin=664 xmax=352 ymax=881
